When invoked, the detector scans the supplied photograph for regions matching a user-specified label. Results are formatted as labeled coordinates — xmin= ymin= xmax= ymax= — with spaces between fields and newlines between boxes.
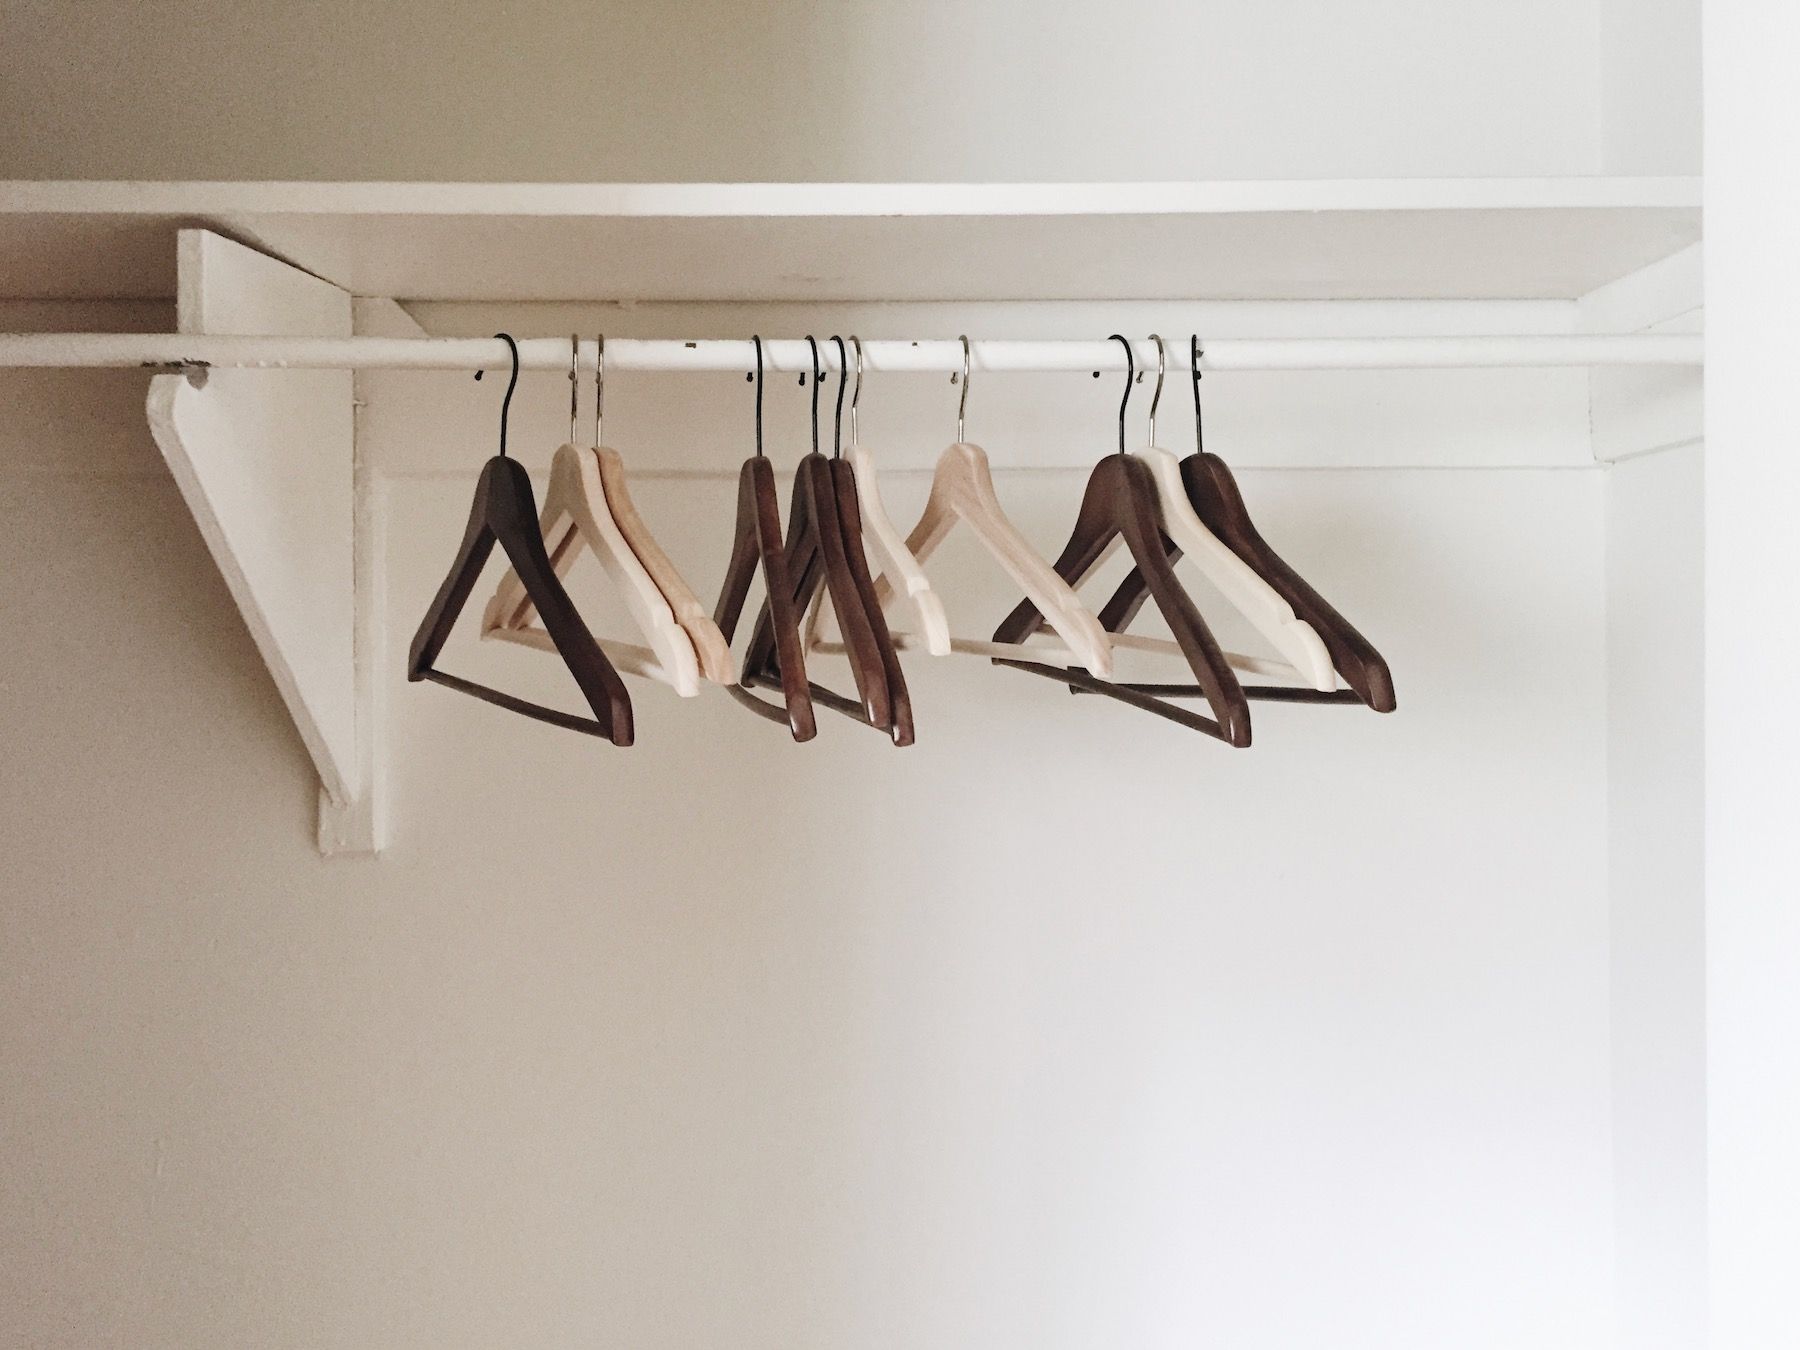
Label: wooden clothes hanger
xmin=711 ymin=337 xmax=817 ymax=741
xmin=1096 ymin=337 xmax=1397 ymax=713
xmin=482 ymin=337 xmax=703 ymax=695
xmin=743 ymin=338 xmax=912 ymax=744
xmin=991 ymin=336 xmax=1252 ymax=746
xmin=801 ymin=335 xmax=951 ymax=658
xmin=585 ymin=335 xmax=736 ymax=684
xmin=1130 ymin=334 xmax=1335 ymax=691
xmin=409 ymin=334 xmax=632 ymax=744
xmin=860 ymin=336 xmax=1115 ymax=676
xmin=594 ymin=448 xmax=737 ymax=683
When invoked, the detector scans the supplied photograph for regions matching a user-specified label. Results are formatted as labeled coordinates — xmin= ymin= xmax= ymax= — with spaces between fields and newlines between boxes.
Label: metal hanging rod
xmin=0 ymin=333 xmax=1701 ymax=372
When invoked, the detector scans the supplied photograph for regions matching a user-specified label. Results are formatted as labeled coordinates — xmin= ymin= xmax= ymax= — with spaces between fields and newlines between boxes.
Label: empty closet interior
xmin=0 ymin=2 xmax=1705 ymax=1346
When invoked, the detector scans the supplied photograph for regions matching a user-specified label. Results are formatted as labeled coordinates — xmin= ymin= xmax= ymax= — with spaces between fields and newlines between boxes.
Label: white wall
xmin=1600 ymin=0 xmax=1703 ymax=174
xmin=0 ymin=300 xmax=1618 ymax=1348
xmin=1702 ymin=0 xmax=1800 ymax=1340
xmin=0 ymin=0 xmax=1603 ymax=181
xmin=1606 ymin=443 xmax=1705 ymax=1349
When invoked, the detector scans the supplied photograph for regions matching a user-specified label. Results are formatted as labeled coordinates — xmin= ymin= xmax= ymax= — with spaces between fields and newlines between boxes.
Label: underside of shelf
xmin=0 ymin=178 xmax=1701 ymax=303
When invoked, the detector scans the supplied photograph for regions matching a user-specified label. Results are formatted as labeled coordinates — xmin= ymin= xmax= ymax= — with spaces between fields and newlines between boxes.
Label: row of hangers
xmin=409 ymin=332 xmax=1395 ymax=748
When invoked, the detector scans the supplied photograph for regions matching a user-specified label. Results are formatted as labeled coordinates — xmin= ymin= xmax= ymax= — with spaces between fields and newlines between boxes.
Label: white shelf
xmin=0 ymin=178 xmax=1700 ymax=304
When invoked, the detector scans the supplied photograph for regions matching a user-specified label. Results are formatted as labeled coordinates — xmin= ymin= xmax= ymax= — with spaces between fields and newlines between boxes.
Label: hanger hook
xmin=749 ymin=335 xmax=765 ymax=460
xmin=1109 ymin=334 xmax=1133 ymax=457
xmin=952 ymin=334 xmax=971 ymax=442
xmin=472 ymin=332 xmax=521 ymax=459
xmin=568 ymin=334 xmax=580 ymax=445
xmin=830 ymin=336 xmax=848 ymax=459
xmin=594 ymin=334 xmax=605 ymax=447
xmin=807 ymin=336 xmax=822 ymax=458
xmin=1146 ymin=334 xmax=1166 ymax=447
xmin=847 ymin=335 xmax=864 ymax=447
xmin=1191 ymin=334 xmax=1205 ymax=456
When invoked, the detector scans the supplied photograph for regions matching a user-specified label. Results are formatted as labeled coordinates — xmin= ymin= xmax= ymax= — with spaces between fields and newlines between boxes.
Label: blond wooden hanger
xmin=583 ymin=336 xmax=736 ymax=683
xmin=482 ymin=336 xmax=701 ymax=696
xmin=862 ymin=336 xmax=1115 ymax=676
xmin=1131 ymin=334 xmax=1335 ymax=689
xmin=803 ymin=335 xmax=951 ymax=658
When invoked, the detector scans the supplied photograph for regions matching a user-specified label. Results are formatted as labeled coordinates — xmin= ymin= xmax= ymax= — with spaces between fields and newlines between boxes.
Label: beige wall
xmin=0 ymin=0 xmax=1609 ymax=181
xmin=0 ymin=0 xmax=1707 ymax=1337
xmin=0 ymin=300 xmax=1620 ymax=1347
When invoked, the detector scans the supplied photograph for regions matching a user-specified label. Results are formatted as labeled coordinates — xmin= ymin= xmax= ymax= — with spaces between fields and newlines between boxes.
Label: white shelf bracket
xmin=145 ymin=229 xmax=382 ymax=854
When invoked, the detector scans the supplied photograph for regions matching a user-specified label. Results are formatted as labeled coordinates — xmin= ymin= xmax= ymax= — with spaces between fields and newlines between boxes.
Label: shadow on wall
xmin=0 ymin=0 xmax=1605 ymax=180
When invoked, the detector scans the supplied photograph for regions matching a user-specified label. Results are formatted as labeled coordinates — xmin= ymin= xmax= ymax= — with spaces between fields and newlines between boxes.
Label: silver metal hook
xmin=594 ymin=334 xmax=605 ymax=447
xmin=848 ymin=335 xmax=864 ymax=446
xmin=568 ymin=334 xmax=580 ymax=445
xmin=951 ymin=334 xmax=971 ymax=442
xmin=1146 ymin=334 xmax=1166 ymax=447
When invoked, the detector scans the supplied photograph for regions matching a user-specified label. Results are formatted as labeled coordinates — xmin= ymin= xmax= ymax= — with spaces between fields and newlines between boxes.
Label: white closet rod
xmin=0 ymin=333 xmax=1701 ymax=372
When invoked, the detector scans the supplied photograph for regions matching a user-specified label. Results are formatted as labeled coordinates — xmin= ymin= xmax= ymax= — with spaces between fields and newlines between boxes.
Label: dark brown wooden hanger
xmin=1094 ymin=338 xmax=1396 ymax=713
xmin=829 ymin=454 xmax=914 ymax=745
xmin=990 ymin=336 xmax=1253 ymax=746
xmin=712 ymin=338 xmax=816 ymax=741
xmin=408 ymin=335 xmax=632 ymax=744
xmin=743 ymin=339 xmax=911 ymax=744
xmin=811 ymin=336 xmax=911 ymax=744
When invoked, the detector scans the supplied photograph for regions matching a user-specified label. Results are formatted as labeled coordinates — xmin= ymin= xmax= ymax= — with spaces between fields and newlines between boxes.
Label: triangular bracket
xmin=144 ymin=229 xmax=383 ymax=855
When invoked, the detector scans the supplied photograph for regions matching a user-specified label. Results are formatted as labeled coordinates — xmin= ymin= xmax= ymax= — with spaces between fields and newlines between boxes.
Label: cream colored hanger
xmin=803 ymin=335 xmax=951 ymax=657
xmin=482 ymin=336 xmax=702 ymax=696
xmin=583 ymin=337 xmax=736 ymax=684
xmin=861 ymin=336 xmax=1115 ymax=676
xmin=1131 ymin=334 xmax=1336 ymax=689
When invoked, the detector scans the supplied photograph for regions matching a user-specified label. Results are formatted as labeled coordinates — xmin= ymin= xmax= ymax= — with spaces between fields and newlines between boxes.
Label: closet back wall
xmin=0 ymin=298 xmax=1616 ymax=1349
xmin=0 ymin=0 xmax=1610 ymax=180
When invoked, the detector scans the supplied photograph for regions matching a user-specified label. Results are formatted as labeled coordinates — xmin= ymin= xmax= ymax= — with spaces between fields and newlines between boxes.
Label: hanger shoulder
xmin=419 ymin=455 xmax=632 ymax=744
xmin=1136 ymin=446 xmax=1335 ymax=691
xmin=912 ymin=442 xmax=1113 ymax=676
xmin=485 ymin=458 xmax=633 ymax=743
xmin=484 ymin=445 xmax=699 ymax=697
xmin=411 ymin=456 xmax=504 ymax=681
xmin=990 ymin=451 xmax=1131 ymax=650
xmin=713 ymin=457 xmax=815 ymax=741
xmin=831 ymin=456 xmax=912 ymax=745
xmin=565 ymin=447 xmax=700 ymax=697
xmin=596 ymin=448 xmax=737 ymax=685
xmin=751 ymin=457 xmax=818 ymax=740
xmin=803 ymin=456 xmax=892 ymax=731
xmin=482 ymin=446 xmax=575 ymax=635
xmin=1184 ymin=453 xmax=1396 ymax=712
xmin=749 ymin=457 xmax=905 ymax=740
xmin=1109 ymin=456 xmax=1251 ymax=746
xmin=895 ymin=443 xmax=970 ymax=569
xmin=992 ymin=455 xmax=1249 ymax=744
xmin=849 ymin=444 xmax=950 ymax=655
xmin=743 ymin=456 xmax=821 ymax=685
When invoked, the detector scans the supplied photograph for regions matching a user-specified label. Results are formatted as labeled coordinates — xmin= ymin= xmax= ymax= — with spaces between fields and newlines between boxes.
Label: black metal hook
xmin=806 ymin=336 xmax=822 ymax=458
xmin=748 ymin=335 xmax=766 ymax=460
xmin=472 ymin=332 xmax=520 ymax=459
xmin=1190 ymin=334 xmax=1205 ymax=456
xmin=830 ymin=336 xmax=848 ymax=458
xmin=1109 ymin=333 xmax=1133 ymax=456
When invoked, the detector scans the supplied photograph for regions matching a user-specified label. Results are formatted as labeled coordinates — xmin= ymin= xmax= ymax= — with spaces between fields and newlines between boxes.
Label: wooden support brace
xmin=145 ymin=229 xmax=381 ymax=854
